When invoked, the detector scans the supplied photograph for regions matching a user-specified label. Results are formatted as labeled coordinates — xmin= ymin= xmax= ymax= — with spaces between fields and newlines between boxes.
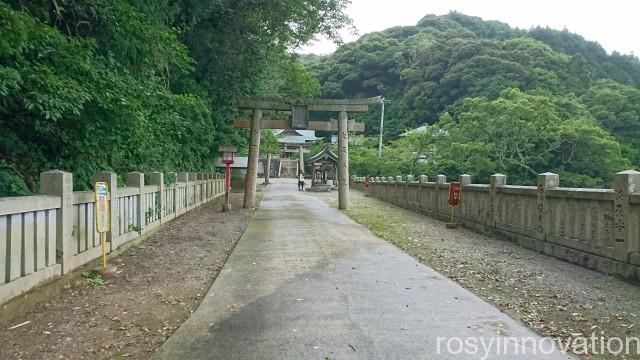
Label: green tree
xmin=581 ymin=80 xmax=640 ymax=164
xmin=437 ymin=89 xmax=629 ymax=186
xmin=0 ymin=0 xmax=351 ymax=195
xmin=305 ymin=12 xmax=640 ymax=186
xmin=260 ymin=130 xmax=281 ymax=155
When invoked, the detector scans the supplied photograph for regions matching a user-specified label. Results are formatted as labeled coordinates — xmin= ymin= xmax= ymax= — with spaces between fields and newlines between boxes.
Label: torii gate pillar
xmin=243 ymin=109 xmax=262 ymax=209
xmin=337 ymin=111 xmax=349 ymax=209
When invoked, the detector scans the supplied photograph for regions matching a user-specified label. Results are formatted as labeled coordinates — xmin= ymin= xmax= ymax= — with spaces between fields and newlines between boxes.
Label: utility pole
xmin=378 ymin=97 xmax=390 ymax=158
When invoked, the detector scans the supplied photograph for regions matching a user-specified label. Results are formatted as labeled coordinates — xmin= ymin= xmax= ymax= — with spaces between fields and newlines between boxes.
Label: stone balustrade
xmin=0 ymin=170 xmax=225 ymax=305
xmin=352 ymin=171 xmax=640 ymax=280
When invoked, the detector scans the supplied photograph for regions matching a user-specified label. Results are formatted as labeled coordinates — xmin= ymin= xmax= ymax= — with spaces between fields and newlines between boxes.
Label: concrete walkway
xmin=155 ymin=179 xmax=572 ymax=359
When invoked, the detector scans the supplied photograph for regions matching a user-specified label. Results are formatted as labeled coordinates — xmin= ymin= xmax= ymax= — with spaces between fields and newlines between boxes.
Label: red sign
xmin=448 ymin=182 xmax=462 ymax=206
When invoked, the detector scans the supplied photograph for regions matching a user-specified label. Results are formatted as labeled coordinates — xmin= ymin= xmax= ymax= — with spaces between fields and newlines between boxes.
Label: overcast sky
xmin=299 ymin=0 xmax=639 ymax=56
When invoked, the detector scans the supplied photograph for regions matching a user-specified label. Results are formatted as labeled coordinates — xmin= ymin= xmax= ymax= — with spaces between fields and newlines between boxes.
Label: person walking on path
xmin=298 ymin=171 xmax=305 ymax=191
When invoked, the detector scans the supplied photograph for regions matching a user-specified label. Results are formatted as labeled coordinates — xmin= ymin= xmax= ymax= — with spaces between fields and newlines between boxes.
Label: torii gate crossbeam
xmin=233 ymin=96 xmax=381 ymax=210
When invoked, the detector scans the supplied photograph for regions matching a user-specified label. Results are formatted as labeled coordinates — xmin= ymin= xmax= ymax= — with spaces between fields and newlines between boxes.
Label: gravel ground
xmin=0 ymin=193 xmax=254 ymax=360
xmin=310 ymin=189 xmax=640 ymax=359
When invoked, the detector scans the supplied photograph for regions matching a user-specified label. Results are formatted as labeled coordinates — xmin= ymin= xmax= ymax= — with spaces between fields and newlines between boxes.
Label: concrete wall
xmin=0 ymin=170 xmax=225 ymax=305
xmin=351 ymin=171 xmax=640 ymax=280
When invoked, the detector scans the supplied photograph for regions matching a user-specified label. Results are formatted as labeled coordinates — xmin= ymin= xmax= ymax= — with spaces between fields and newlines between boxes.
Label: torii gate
xmin=233 ymin=96 xmax=381 ymax=210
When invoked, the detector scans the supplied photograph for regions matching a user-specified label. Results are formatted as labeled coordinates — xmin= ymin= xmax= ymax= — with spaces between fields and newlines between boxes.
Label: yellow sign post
xmin=94 ymin=181 xmax=110 ymax=268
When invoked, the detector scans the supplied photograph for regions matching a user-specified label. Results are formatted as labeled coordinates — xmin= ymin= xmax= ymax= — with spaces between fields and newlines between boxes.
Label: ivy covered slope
xmin=306 ymin=13 xmax=640 ymax=186
xmin=0 ymin=0 xmax=348 ymax=196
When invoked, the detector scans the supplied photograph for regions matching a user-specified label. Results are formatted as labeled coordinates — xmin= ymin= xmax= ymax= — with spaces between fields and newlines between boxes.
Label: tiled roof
xmin=306 ymin=145 xmax=338 ymax=164
xmin=275 ymin=129 xmax=319 ymax=144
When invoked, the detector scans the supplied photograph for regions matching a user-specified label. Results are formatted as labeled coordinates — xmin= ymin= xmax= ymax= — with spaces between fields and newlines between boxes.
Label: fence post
xmin=435 ymin=174 xmax=446 ymax=215
xmin=613 ymin=170 xmax=640 ymax=263
xmin=213 ymin=173 xmax=217 ymax=196
xmin=395 ymin=176 xmax=403 ymax=206
xmin=215 ymin=172 xmax=220 ymax=196
xmin=459 ymin=174 xmax=472 ymax=221
xmin=188 ymin=172 xmax=197 ymax=208
xmin=126 ymin=172 xmax=145 ymax=233
xmin=489 ymin=174 xmax=507 ymax=228
xmin=203 ymin=173 xmax=208 ymax=199
xmin=178 ymin=172 xmax=188 ymax=211
xmin=168 ymin=172 xmax=177 ymax=217
xmin=197 ymin=173 xmax=204 ymax=204
xmin=150 ymin=172 xmax=164 ymax=223
xmin=536 ymin=172 xmax=559 ymax=240
xmin=94 ymin=171 xmax=118 ymax=250
xmin=40 ymin=170 xmax=74 ymax=274
xmin=203 ymin=173 xmax=208 ymax=202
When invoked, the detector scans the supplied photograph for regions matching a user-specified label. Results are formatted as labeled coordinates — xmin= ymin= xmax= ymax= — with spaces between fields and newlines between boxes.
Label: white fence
xmin=0 ymin=170 xmax=225 ymax=305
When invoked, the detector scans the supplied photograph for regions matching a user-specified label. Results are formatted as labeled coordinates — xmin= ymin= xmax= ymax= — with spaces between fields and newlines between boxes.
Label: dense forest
xmin=0 ymin=0 xmax=345 ymax=195
xmin=305 ymin=13 xmax=640 ymax=186
xmin=3 ymin=5 xmax=639 ymax=195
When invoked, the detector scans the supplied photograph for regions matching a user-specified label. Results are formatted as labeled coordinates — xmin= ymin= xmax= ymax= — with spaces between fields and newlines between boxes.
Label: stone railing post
xmin=40 ymin=170 xmax=73 ymax=273
xmin=198 ymin=173 xmax=205 ymax=203
xmin=417 ymin=176 xmax=428 ymax=213
xmin=613 ymin=170 xmax=640 ymax=262
xmin=405 ymin=175 xmax=414 ymax=207
xmin=384 ymin=176 xmax=392 ymax=201
xmin=459 ymin=174 xmax=472 ymax=187
xmin=489 ymin=174 xmax=507 ymax=228
xmin=205 ymin=173 xmax=211 ymax=199
xmin=396 ymin=176 xmax=403 ymax=205
xmin=216 ymin=172 xmax=220 ymax=196
xmin=536 ymin=172 xmax=559 ymax=239
xmin=212 ymin=172 xmax=216 ymax=193
xmin=126 ymin=172 xmax=145 ymax=232
xmin=206 ymin=172 xmax=211 ymax=200
xmin=168 ymin=172 xmax=177 ymax=215
xmin=435 ymin=175 xmax=446 ymax=215
xmin=211 ymin=172 xmax=215 ymax=198
xmin=150 ymin=172 xmax=164 ymax=223
xmin=178 ymin=172 xmax=188 ymax=211
xmin=459 ymin=174 xmax=472 ymax=220
xmin=94 ymin=171 xmax=118 ymax=250
xmin=203 ymin=172 xmax=209 ymax=202
xmin=188 ymin=172 xmax=197 ymax=207
xmin=216 ymin=172 xmax=220 ymax=195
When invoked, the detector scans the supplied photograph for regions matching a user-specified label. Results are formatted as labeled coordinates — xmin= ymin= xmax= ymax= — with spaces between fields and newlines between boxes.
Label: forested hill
xmin=305 ymin=12 xmax=640 ymax=186
xmin=307 ymin=12 xmax=640 ymax=131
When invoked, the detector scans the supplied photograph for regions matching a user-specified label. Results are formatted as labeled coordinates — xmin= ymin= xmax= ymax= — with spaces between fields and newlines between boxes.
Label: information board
xmin=94 ymin=182 xmax=110 ymax=233
xmin=448 ymin=182 xmax=462 ymax=207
